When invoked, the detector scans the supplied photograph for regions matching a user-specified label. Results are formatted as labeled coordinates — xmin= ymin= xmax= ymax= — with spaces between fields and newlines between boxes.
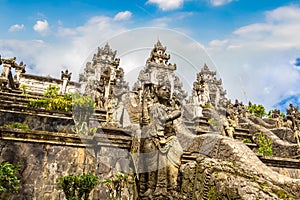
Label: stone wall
xmin=0 ymin=128 xmax=133 ymax=200
xmin=19 ymin=74 xmax=79 ymax=95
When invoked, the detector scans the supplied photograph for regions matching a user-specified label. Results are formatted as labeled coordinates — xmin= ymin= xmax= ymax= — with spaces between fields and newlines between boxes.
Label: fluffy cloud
xmin=8 ymin=24 xmax=24 ymax=32
xmin=147 ymin=0 xmax=184 ymax=11
xmin=207 ymin=5 xmax=300 ymax=110
xmin=208 ymin=0 xmax=233 ymax=6
xmin=33 ymin=20 xmax=50 ymax=36
xmin=1 ymin=15 xmax=128 ymax=80
xmin=114 ymin=11 xmax=132 ymax=21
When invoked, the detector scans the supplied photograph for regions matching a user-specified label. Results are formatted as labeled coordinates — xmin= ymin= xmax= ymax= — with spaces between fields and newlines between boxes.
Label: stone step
xmin=258 ymin=155 xmax=300 ymax=169
xmin=234 ymin=132 xmax=252 ymax=140
xmin=238 ymin=122 xmax=250 ymax=129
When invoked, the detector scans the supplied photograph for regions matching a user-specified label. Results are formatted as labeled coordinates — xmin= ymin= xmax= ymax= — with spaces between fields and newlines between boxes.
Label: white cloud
xmin=207 ymin=5 xmax=300 ymax=110
xmin=1 ymin=15 xmax=129 ymax=80
xmin=147 ymin=0 xmax=184 ymax=11
xmin=114 ymin=11 xmax=132 ymax=21
xmin=33 ymin=20 xmax=50 ymax=36
xmin=8 ymin=24 xmax=24 ymax=32
xmin=208 ymin=0 xmax=233 ymax=6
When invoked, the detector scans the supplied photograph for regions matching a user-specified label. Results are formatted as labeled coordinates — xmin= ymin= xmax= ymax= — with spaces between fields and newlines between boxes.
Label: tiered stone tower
xmin=133 ymin=40 xmax=187 ymax=104
xmin=196 ymin=64 xmax=227 ymax=109
xmin=79 ymin=43 xmax=127 ymax=110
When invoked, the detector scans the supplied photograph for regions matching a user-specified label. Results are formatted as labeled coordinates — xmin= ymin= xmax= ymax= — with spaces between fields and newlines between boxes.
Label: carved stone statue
xmin=222 ymin=115 xmax=237 ymax=138
xmin=1 ymin=57 xmax=16 ymax=78
xmin=110 ymin=79 xmax=131 ymax=128
xmin=60 ymin=69 xmax=72 ymax=95
xmin=95 ymin=77 xmax=106 ymax=109
xmin=139 ymin=83 xmax=183 ymax=199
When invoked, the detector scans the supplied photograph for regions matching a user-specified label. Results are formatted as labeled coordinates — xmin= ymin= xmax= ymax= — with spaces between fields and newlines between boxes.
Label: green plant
xmin=247 ymin=104 xmax=267 ymax=118
xmin=257 ymin=132 xmax=273 ymax=157
xmin=204 ymin=103 xmax=212 ymax=109
xmin=242 ymin=138 xmax=252 ymax=144
xmin=57 ymin=173 xmax=99 ymax=200
xmin=19 ymin=84 xmax=29 ymax=94
xmin=72 ymin=94 xmax=95 ymax=135
xmin=28 ymin=85 xmax=73 ymax=112
xmin=0 ymin=162 xmax=20 ymax=194
xmin=101 ymin=172 xmax=132 ymax=200
xmin=89 ymin=127 xmax=97 ymax=135
xmin=3 ymin=122 xmax=30 ymax=130
xmin=44 ymin=84 xmax=60 ymax=98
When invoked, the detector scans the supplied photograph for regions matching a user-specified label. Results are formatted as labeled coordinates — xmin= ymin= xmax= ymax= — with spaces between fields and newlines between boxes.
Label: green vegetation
xmin=57 ymin=173 xmax=99 ymax=200
xmin=247 ymin=104 xmax=267 ymax=118
xmin=28 ymin=85 xmax=94 ymax=114
xmin=28 ymin=85 xmax=73 ymax=112
xmin=257 ymin=132 xmax=273 ymax=157
xmin=203 ymin=103 xmax=212 ymax=109
xmin=19 ymin=84 xmax=29 ymax=94
xmin=3 ymin=122 xmax=30 ymax=130
xmin=272 ymin=188 xmax=294 ymax=199
xmin=72 ymin=94 xmax=95 ymax=135
xmin=242 ymin=138 xmax=252 ymax=144
xmin=0 ymin=162 xmax=20 ymax=194
xmin=207 ymin=186 xmax=217 ymax=200
xmin=101 ymin=172 xmax=133 ymax=200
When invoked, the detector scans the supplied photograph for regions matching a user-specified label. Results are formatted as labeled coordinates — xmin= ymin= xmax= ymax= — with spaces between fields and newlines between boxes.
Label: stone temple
xmin=1 ymin=41 xmax=300 ymax=199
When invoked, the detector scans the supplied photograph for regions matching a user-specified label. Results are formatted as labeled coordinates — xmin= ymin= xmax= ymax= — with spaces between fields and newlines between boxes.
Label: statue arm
xmin=166 ymin=110 xmax=181 ymax=122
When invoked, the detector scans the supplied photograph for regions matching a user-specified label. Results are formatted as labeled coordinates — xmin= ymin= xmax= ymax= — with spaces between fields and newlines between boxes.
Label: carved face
xmin=157 ymin=85 xmax=171 ymax=101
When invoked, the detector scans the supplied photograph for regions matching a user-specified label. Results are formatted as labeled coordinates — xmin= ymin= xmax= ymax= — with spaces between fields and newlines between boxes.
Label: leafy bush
xmin=0 ymin=162 xmax=20 ymax=194
xmin=3 ymin=122 xmax=30 ymax=130
xmin=257 ymin=132 xmax=273 ymax=157
xmin=57 ymin=173 xmax=99 ymax=200
xmin=28 ymin=85 xmax=94 ymax=114
xmin=242 ymin=138 xmax=252 ymax=144
xmin=43 ymin=84 xmax=60 ymax=98
xmin=101 ymin=172 xmax=132 ymax=200
xmin=247 ymin=104 xmax=267 ymax=118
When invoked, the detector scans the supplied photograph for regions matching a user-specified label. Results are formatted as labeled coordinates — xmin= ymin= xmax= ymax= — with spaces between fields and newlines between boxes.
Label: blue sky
xmin=1 ymin=0 xmax=300 ymax=111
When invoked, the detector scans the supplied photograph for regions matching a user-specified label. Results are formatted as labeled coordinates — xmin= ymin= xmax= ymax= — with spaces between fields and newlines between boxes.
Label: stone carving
xmin=131 ymin=41 xmax=186 ymax=199
xmin=139 ymin=83 xmax=183 ymax=199
xmin=221 ymin=103 xmax=238 ymax=138
xmin=79 ymin=43 xmax=123 ymax=112
xmin=109 ymin=77 xmax=131 ymax=128
xmin=0 ymin=56 xmax=17 ymax=89
xmin=14 ymin=61 xmax=26 ymax=81
xmin=270 ymin=109 xmax=284 ymax=128
xmin=286 ymin=103 xmax=299 ymax=130
xmin=191 ymin=73 xmax=210 ymax=118
xmin=95 ymin=77 xmax=106 ymax=109
xmin=195 ymin=64 xmax=227 ymax=110
xmin=60 ymin=69 xmax=72 ymax=95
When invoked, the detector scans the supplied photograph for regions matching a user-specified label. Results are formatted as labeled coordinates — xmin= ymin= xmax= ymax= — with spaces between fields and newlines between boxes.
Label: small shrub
xmin=242 ymin=138 xmax=252 ymax=144
xmin=57 ymin=173 xmax=99 ymax=200
xmin=257 ymin=132 xmax=273 ymax=157
xmin=101 ymin=172 xmax=133 ymax=200
xmin=204 ymin=103 xmax=212 ymax=109
xmin=0 ymin=162 xmax=20 ymax=194
xmin=3 ymin=122 xmax=30 ymax=130
xmin=247 ymin=104 xmax=267 ymax=118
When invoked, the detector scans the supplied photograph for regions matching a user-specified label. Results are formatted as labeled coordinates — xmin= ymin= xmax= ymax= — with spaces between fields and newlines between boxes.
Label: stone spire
xmin=79 ymin=43 xmax=125 ymax=110
xmin=146 ymin=40 xmax=176 ymax=72
xmin=134 ymin=40 xmax=187 ymax=105
xmin=193 ymin=64 xmax=227 ymax=109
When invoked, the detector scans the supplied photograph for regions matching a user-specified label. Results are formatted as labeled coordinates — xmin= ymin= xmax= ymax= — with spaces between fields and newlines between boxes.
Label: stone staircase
xmin=0 ymin=90 xmax=107 ymax=130
xmin=182 ymin=120 xmax=300 ymax=171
